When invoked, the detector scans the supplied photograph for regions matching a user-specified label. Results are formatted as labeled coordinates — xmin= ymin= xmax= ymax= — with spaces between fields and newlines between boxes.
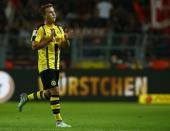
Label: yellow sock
xmin=27 ymin=91 xmax=49 ymax=101
xmin=27 ymin=93 xmax=34 ymax=101
xmin=50 ymin=95 xmax=62 ymax=121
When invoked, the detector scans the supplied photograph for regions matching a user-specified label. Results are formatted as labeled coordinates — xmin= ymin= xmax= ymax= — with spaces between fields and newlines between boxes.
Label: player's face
xmin=45 ymin=7 xmax=56 ymax=23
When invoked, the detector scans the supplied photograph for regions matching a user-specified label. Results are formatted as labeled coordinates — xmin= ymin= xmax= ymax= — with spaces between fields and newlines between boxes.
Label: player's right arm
xmin=32 ymin=38 xmax=53 ymax=50
xmin=31 ymin=26 xmax=54 ymax=50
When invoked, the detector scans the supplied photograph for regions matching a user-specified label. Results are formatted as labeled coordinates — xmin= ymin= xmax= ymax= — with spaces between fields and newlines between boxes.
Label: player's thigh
xmin=39 ymin=69 xmax=59 ymax=90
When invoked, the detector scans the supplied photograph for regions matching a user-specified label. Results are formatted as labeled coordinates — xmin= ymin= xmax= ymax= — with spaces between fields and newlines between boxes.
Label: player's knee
xmin=44 ymin=90 xmax=51 ymax=97
xmin=49 ymin=87 xmax=59 ymax=95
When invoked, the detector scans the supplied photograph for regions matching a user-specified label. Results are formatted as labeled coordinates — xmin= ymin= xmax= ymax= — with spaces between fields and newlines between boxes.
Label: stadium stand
xmin=0 ymin=0 xmax=170 ymax=70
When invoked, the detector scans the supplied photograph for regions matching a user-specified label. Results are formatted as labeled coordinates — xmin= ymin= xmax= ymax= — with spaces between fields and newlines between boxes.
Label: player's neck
xmin=44 ymin=20 xmax=54 ymax=26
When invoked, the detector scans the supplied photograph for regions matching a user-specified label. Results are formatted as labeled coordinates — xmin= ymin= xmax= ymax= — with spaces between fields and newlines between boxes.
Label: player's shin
xmin=50 ymin=95 xmax=62 ymax=121
xmin=27 ymin=90 xmax=50 ymax=101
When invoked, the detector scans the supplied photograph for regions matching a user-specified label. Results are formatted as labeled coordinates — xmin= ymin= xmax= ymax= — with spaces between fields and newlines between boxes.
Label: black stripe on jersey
xmin=57 ymin=26 xmax=62 ymax=33
xmin=54 ymin=44 xmax=58 ymax=69
xmin=46 ymin=47 xmax=49 ymax=68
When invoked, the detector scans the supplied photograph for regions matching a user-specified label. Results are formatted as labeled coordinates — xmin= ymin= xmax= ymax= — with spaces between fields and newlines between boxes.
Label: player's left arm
xmin=59 ymin=26 xmax=72 ymax=49
xmin=61 ymin=32 xmax=70 ymax=48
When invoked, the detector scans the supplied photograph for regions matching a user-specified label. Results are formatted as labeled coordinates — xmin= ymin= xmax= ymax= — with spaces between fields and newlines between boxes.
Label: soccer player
xmin=18 ymin=3 xmax=71 ymax=128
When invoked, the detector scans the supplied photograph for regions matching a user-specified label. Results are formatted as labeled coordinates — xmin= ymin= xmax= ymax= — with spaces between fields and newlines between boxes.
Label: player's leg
xmin=49 ymin=87 xmax=62 ymax=121
xmin=18 ymin=70 xmax=52 ymax=112
xmin=26 ymin=77 xmax=51 ymax=101
xmin=18 ymin=90 xmax=50 ymax=112
xmin=27 ymin=90 xmax=50 ymax=101
xmin=45 ymin=69 xmax=71 ymax=128
xmin=49 ymin=86 xmax=71 ymax=128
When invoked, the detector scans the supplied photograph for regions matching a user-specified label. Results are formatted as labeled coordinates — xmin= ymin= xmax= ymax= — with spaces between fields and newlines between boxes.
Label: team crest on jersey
xmin=51 ymin=80 xmax=57 ymax=86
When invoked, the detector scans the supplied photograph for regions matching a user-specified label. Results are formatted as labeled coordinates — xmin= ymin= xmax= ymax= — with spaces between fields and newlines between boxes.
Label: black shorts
xmin=39 ymin=69 xmax=59 ymax=90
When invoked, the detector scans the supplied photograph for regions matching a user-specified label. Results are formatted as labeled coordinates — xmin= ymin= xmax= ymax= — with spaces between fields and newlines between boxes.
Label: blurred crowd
xmin=0 ymin=0 xmax=144 ymax=34
xmin=1 ymin=0 xmax=170 ymax=36
xmin=0 ymin=0 xmax=170 ymax=70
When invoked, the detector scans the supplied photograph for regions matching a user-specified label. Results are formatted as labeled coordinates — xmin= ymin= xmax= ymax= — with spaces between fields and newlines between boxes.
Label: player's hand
xmin=64 ymin=27 xmax=73 ymax=39
xmin=50 ymin=29 xmax=56 ymax=42
xmin=51 ymin=29 xmax=55 ymax=37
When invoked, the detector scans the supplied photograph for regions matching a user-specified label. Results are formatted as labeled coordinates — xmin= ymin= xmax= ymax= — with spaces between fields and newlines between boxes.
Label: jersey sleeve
xmin=31 ymin=27 xmax=44 ymax=43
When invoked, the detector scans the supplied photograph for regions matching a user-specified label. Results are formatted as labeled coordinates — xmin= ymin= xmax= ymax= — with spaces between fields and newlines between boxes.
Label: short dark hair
xmin=40 ymin=3 xmax=54 ymax=16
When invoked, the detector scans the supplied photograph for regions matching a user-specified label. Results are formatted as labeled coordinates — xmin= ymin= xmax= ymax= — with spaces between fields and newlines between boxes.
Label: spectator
xmin=96 ymin=0 xmax=113 ymax=19
xmin=95 ymin=0 xmax=113 ymax=27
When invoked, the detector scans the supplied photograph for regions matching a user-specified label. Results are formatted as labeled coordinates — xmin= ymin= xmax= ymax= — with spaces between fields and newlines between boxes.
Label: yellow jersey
xmin=31 ymin=24 xmax=65 ymax=73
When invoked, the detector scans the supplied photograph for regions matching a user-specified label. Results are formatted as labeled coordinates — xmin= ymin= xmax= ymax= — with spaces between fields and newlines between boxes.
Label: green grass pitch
xmin=0 ymin=102 xmax=170 ymax=131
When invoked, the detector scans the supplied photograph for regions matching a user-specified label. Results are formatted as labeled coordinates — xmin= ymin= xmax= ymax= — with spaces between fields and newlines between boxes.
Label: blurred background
xmin=0 ymin=0 xmax=170 ymax=103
